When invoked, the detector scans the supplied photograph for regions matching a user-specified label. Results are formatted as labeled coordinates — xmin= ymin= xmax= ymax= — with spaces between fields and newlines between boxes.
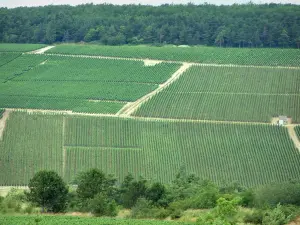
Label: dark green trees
xmin=26 ymin=171 xmax=68 ymax=213
xmin=1 ymin=3 xmax=300 ymax=48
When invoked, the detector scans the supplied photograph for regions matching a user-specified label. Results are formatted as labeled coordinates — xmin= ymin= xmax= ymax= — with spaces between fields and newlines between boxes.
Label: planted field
xmin=0 ymin=43 xmax=47 ymax=52
xmin=0 ymin=54 xmax=179 ymax=113
xmin=1 ymin=112 xmax=300 ymax=186
xmin=0 ymin=109 xmax=4 ymax=119
xmin=0 ymin=215 xmax=193 ymax=225
xmin=0 ymin=112 xmax=64 ymax=186
xmin=295 ymin=126 xmax=300 ymax=140
xmin=48 ymin=44 xmax=300 ymax=67
xmin=0 ymin=52 xmax=21 ymax=67
xmin=134 ymin=66 xmax=300 ymax=122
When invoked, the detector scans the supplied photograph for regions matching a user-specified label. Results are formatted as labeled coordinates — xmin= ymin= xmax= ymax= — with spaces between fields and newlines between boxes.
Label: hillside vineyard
xmin=0 ymin=44 xmax=299 ymax=188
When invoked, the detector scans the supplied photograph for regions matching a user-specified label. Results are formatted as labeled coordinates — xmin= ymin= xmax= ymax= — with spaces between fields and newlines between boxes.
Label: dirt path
xmin=30 ymin=46 xmax=55 ymax=54
xmin=43 ymin=53 xmax=300 ymax=70
xmin=0 ymin=109 xmax=11 ymax=141
xmin=287 ymin=125 xmax=300 ymax=152
xmin=116 ymin=63 xmax=192 ymax=116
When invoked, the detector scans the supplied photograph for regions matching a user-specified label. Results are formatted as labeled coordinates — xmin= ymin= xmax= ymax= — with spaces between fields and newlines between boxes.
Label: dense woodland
xmin=0 ymin=3 xmax=300 ymax=48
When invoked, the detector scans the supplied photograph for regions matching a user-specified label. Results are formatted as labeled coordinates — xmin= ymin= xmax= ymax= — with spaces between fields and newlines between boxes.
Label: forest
xmin=0 ymin=3 xmax=300 ymax=48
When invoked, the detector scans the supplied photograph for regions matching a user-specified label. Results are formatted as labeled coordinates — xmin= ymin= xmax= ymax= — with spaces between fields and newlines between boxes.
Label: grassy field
xmin=0 ymin=43 xmax=47 ymax=52
xmin=48 ymin=44 xmax=300 ymax=67
xmin=134 ymin=65 xmax=300 ymax=122
xmin=0 ymin=52 xmax=21 ymax=67
xmin=0 ymin=215 xmax=193 ymax=225
xmin=1 ymin=112 xmax=299 ymax=186
xmin=0 ymin=54 xmax=180 ymax=113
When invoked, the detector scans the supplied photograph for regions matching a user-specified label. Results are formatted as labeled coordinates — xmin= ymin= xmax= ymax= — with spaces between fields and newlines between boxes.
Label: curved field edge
xmin=1 ymin=112 xmax=300 ymax=187
xmin=0 ymin=215 xmax=193 ymax=225
xmin=47 ymin=44 xmax=300 ymax=67
xmin=0 ymin=44 xmax=48 ymax=52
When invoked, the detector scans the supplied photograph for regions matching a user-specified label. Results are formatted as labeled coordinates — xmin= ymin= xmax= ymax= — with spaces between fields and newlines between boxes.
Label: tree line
xmin=2 ymin=169 xmax=300 ymax=224
xmin=0 ymin=3 xmax=300 ymax=48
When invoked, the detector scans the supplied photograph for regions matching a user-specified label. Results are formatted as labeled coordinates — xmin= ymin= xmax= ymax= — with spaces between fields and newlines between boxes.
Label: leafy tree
xmin=119 ymin=174 xmax=147 ymax=208
xmin=146 ymin=182 xmax=166 ymax=206
xmin=88 ymin=193 xmax=118 ymax=217
xmin=262 ymin=204 xmax=290 ymax=225
xmin=26 ymin=171 xmax=68 ymax=213
xmin=278 ymin=29 xmax=290 ymax=47
xmin=76 ymin=169 xmax=116 ymax=208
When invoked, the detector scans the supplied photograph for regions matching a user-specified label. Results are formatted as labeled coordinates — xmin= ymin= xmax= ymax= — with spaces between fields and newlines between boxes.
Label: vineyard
xmin=0 ymin=109 xmax=4 ymax=119
xmin=1 ymin=112 xmax=300 ymax=187
xmin=0 ymin=54 xmax=180 ymax=113
xmin=134 ymin=65 xmax=300 ymax=122
xmin=0 ymin=52 xmax=21 ymax=67
xmin=48 ymin=44 xmax=300 ymax=67
xmin=0 ymin=215 xmax=193 ymax=225
xmin=0 ymin=43 xmax=47 ymax=52
xmin=296 ymin=126 xmax=300 ymax=140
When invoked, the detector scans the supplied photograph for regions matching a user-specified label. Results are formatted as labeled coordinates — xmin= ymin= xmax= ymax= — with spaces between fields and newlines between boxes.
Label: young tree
xmin=26 ymin=171 xmax=68 ymax=213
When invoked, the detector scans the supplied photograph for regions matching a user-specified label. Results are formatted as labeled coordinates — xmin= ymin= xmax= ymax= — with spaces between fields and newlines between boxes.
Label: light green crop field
xmin=0 ymin=215 xmax=193 ymax=225
xmin=0 ymin=54 xmax=180 ymax=113
xmin=0 ymin=52 xmax=21 ymax=67
xmin=0 ymin=43 xmax=47 ymax=52
xmin=1 ymin=112 xmax=299 ymax=187
xmin=48 ymin=44 xmax=300 ymax=67
xmin=134 ymin=65 xmax=300 ymax=122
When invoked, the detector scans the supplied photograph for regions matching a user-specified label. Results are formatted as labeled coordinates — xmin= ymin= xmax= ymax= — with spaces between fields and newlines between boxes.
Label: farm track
xmin=116 ymin=63 xmax=192 ymax=116
xmin=0 ymin=109 xmax=10 ymax=141
xmin=29 ymin=46 xmax=55 ymax=54
xmin=41 ymin=52 xmax=300 ymax=70
xmin=6 ymin=107 xmax=300 ymax=127
xmin=287 ymin=125 xmax=300 ymax=152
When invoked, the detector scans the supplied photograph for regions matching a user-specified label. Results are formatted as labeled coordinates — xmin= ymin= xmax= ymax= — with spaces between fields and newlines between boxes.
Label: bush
xmin=262 ymin=204 xmax=291 ymax=225
xmin=88 ymin=193 xmax=118 ymax=217
xmin=130 ymin=198 xmax=153 ymax=219
xmin=243 ymin=210 xmax=264 ymax=224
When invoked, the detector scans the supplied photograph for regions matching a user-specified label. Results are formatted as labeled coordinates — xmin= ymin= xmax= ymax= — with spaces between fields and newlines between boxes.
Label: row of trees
xmin=1 ymin=3 xmax=300 ymax=48
xmin=19 ymin=169 xmax=300 ymax=224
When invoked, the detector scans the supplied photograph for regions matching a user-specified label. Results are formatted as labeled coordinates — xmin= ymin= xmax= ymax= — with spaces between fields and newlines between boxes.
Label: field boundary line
xmin=287 ymin=125 xmax=300 ymax=152
xmin=65 ymin=146 xmax=142 ymax=150
xmin=116 ymin=63 xmax=192 ymax=116
xmin=0 ymin=109 xmax=11 ymax=141
xmin=40 ymin=53 xmax=300 ymax=70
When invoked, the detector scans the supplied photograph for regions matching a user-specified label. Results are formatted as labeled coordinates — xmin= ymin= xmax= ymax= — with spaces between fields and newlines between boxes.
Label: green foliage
xmin=120 ymin=174 xmax=147 ymax=208
xmin=146 ymin=182 xmax=167 ymax=206
xmin=0 ymin=44 xmax=47 ymax=52
xmin=26 ymin=170 xmax=68 ymax=213
xmin=88 ymin=193 xmax=118 ymax=217
xmin=135 ymin=65 xmax=300 ymax=122
xmin=0 ymin=109 xmax=4 ymax=119
xmin=262 ymin=204 xmax=291 ymax=225
xmin=76 ymin=169 xmax=116 ymax=210
xmin=197 ymin=197 xmax=240 ymax=225
xmin=49 ymin=44 xmax=300 ymax=67
xmin=243 ymin=209 xmax=264 ymax=224
xmin=254 ymin=182 xmax=300 ymax=207
xmin=0 ymin=215 xmax=194 ymax=225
